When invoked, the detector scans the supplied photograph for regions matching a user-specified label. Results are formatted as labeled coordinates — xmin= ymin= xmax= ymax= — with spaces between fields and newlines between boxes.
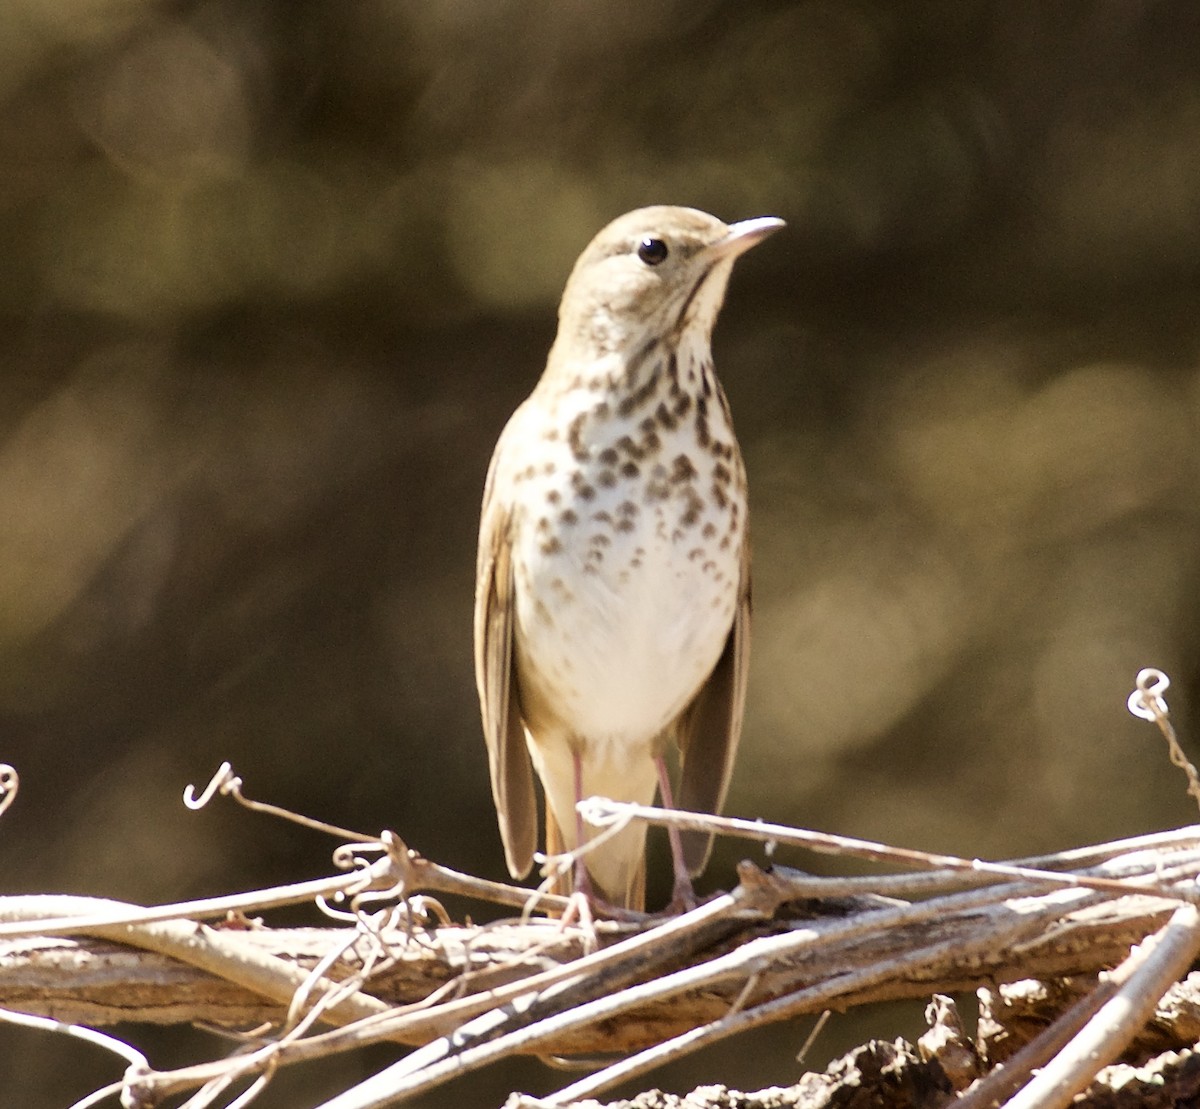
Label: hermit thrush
xmin=475 ymin=206 xmax=783 ymax=911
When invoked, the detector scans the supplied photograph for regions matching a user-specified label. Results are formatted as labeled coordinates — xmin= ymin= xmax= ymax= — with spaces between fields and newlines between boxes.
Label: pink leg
xmin=554 ymin=750 xmax=597 ymax=946
xmin=563 ymin=751 xmax=641 ymax=924
xmin=572 ymin=750 xmax=594 ymax=899
xmin=656 ymin=756 xmax=697 ymax=911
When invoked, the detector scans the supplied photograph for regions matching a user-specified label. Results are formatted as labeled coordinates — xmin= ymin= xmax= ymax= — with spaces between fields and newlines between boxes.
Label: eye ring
xmin=637 ymin=236 xmax=669 ymax=266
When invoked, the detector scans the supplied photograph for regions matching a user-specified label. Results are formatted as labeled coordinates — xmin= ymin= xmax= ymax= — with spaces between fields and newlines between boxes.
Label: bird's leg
xmin=655 ymin=756 xmax=697 ymax=911
xmin=554 ymin=749 xmax=597 ymax=948
xmin=572 ymin=748 xmax=595 ymax=897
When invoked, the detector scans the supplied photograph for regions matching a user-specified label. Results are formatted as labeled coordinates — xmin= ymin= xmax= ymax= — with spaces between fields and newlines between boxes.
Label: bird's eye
xmin=637 ymin=237 xmax=669 ymax=266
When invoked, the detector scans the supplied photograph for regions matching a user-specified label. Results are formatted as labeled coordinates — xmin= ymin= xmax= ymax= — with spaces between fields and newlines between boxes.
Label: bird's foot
xmin=556 ymin=889 xmax=599 ymax=952
xmin=664 ymin=872 xmax=699 ymax=915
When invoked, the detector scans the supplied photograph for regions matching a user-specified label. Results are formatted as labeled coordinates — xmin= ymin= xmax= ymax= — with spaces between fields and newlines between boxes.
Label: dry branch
xmin=5 ymin=750 xmax=1200 ymax=1108
xmin=0 ymin=839 xmax=1195 ymax=1059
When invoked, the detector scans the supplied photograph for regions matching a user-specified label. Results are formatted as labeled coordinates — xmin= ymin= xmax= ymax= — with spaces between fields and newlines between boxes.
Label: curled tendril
xmin=182 ymin=760 xmax=374 ymax=843
xmin=1128 ymin=668 xmax=1170 ymax=721
xmin=1127 ymin=667 xmax=1200 ymax=814
xmin=183 ymin=762 xmax=239 ymax=809
xmin=0 ymin=764 xmax=18 ymax=819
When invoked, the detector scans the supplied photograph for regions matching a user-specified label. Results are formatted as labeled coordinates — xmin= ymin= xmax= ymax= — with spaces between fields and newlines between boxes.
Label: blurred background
xmin=4 ymin=0 xmax=1200 ymax=1104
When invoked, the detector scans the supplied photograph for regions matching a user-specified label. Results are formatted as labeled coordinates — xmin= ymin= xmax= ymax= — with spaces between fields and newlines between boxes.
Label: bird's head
xmin=549 ymin=206 xmax=784 ymax=365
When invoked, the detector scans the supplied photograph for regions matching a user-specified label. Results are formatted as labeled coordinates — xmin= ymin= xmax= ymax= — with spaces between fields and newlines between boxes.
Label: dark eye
xmin=637 ymin=236 xmax=669 ymax=266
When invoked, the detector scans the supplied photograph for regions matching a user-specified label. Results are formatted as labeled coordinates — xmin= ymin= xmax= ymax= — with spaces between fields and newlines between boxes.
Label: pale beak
xmin=707 ymin=216 xmax=786 ymax=261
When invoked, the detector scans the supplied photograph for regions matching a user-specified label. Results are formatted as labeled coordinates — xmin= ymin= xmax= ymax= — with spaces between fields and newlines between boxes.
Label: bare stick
xmin=1003 ymin=903 xmax=1200 ymax=1109
xmin=581 ymin=801 xmax=1200 ymax=904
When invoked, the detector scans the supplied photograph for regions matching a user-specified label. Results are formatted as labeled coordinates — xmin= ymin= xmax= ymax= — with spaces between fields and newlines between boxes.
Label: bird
xmin=474 ymin=205 xmax=783 ymax=912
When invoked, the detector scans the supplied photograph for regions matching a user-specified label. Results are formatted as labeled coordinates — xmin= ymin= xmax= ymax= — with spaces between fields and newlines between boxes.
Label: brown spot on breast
xmin=589 ymin=533 xmax=611 ymax=547
xmin=568 ymin=412 xmax=588 ymax=461
xmin=540 ymin=537 xmax=562 ymax=555
xmin=673 ymin=393 xmax=693 ymax=418
xmin=670 ymin=454 xmax=698 ymax=483
xmin=617 ymin=435 xmax=645 ymax=461
xmin=681 ymin=487 xmax=704 ymax=526
xmin=645 ymin=478 xmax=670 ymax=502
xmin=547 ymin=489 xmax=561 ymax=505
xmin=592 ymin=510 xmax=613 ymax=525
xmin=617 ymin=360 xmax=662 ymax=417
xmin=702 ymin=522 xmax=717 ymax=539
xmin=620 ymin=461 xmax=639 ymax=478
xmin=560 ymin=509 xmax=578 ymax=526
xmin=536 ymin=517 xmax=551 ymax=533
xmin=618 ymin=501 xmax=638 ymax=518
xmin=714 ymin=381 xmax=734 ymax=423
xmin=598 ymin=447 xmax=619 ymax=465
xmin=643 ymin=431 xmax=661 ymax=453
xmin=688 ymin=548 xmax=704 ymax=561
xmin=655 ymin=401 xmax=678 ymax=431
xmin=712 ymin=483 xmax=728 ymax=509
xmin=597 ymin=469 xmax=617 ymax=488
xmin=615 ymin=517 xmax=636 ymax=533
xmin=713 ymin=462 xmax=731 ymax=485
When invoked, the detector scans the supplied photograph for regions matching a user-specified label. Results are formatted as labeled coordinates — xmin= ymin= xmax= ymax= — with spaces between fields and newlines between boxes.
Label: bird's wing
xmin=474 ymin=438 xmax=537 ymax=879
xmin=674 ymin=537 xmax=751 ymax=876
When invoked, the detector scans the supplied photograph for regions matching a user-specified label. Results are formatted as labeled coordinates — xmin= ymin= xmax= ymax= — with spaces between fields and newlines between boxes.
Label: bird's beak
xmin=707 ymin=216 xmax=786 ymax=261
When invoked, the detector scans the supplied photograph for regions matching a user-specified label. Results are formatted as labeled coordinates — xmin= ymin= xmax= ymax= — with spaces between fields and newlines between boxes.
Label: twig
xmin=581 ymin=801 xmax=1200 ymax=904
xmin=0 ymin=763 xmax=18 ymax=818
xmin=0 ymin=895 xmax=394 ymax=1031
xmin=0 ymin=1006 xmax=146 ymax=1109
xmin=0 ymin=1005 xmax=147 ymax=1069
xmin=9 ymin=750 xmax=1200 ymax=1109
xmin=126 ymin=882 xmax=760 ymax=1106
xmin=1002 ymin=903 xmax=1200 ymax=1109
xmin=1127 ymin=668 xmax=1200 ymax=813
